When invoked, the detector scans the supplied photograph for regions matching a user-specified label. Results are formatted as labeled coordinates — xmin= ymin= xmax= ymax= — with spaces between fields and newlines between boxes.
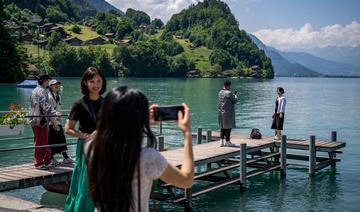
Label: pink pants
xmin=32 ymin=126 xmax=51 ymax=167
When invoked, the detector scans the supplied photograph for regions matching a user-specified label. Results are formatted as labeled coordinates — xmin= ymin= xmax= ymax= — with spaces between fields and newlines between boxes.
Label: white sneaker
xmin=49 ymin=158 xmax=60 ymax=166
xmin=63 ymin=158 xmax=74 ymax=164
xmin=219 ymin=140 xmax=225 ymax=147
xmin=224 ymin=141 xmax=236 ymax=147
xmin=35 ymin=164 xmax=49 ymax=170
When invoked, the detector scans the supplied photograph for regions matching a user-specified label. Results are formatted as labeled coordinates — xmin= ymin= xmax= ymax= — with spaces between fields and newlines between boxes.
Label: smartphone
xmin=154 ymin=105 xmax=184 ymax=121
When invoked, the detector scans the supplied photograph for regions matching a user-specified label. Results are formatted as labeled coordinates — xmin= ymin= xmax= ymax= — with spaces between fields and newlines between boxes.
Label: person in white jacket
xmin=271 ymin=87 xmax=286 ymax=140
xmin=48 ymin=79 xmax=74 ymax=165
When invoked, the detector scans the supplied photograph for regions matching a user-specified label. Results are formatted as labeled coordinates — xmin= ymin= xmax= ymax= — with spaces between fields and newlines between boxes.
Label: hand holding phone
xmin=154 ymin=105 xmax=184 ymax=121
xmin=177 ymin=103 xmax=191 ymax=134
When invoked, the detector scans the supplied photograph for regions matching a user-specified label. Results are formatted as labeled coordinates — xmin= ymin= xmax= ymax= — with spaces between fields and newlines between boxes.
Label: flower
xmin=0 ymin=103 xmax=28 ymax=128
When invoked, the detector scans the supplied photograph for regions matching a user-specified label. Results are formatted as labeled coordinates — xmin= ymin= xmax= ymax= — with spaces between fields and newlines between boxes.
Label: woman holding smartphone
xmin=87 ymin=86 xmax=194 ymax=212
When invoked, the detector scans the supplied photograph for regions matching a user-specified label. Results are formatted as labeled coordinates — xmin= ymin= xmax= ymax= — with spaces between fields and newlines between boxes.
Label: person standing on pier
xmin=29 ymin=74 xmax=58 ymax=170
xmin=271 ymin=87 xmax=286 ymax=140
xmin=64 ymin=67 xmax=106 ymax=212
xmin=218 ymin=80 xmax=238 ymax=147
xmin=86 ymin=87 xmax=194 ymax=212
xmin=48 ymin=79 xmax=74 ymax=165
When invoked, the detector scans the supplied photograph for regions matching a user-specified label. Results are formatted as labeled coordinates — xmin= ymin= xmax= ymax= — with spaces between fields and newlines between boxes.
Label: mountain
xmin=279 ymin=51 xmax=360 ymax=76
xmin=164 ymin=0 xmax=274 ymax=78
xmin=305 ymin=45 xmax=360 ymax=68
xmin=249 ymin=34 xmax=321 ymax=77
xmin=88 ymin=0 xmax=122 ymax=14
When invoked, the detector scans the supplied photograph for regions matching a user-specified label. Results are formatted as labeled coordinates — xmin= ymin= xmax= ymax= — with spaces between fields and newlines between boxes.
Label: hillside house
xmin=120 ymin=39 xmax=133 ymax=45
xmin=105 ymin=33 xmax=114 ymax=41
xmin=65 ymin=37 xmax=83 ymax=46
xmin=24 ymin=63 xmax=39 ymax=79
xmin=250 ymin=65 xmax=261 ymax=78
xmin=91 ymin=25 xmax=97 ymax=31
xmin=85 ymin=36 xmax=106 ymax=45
xmin=186 ymin=70 xmax=200 ymax=78
xmin=40 ymin=23 xmax=57 ymax=34
xmin=28 ymin=15 xmax=43 ymax=26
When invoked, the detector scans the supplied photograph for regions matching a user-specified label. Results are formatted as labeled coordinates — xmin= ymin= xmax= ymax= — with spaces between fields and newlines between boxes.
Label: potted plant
xmin=0 ymin=103 xmax=27 ymax=136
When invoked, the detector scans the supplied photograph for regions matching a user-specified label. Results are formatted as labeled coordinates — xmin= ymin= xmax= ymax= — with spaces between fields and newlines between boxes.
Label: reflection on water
xmin=1 ymin=77 xmax=360 ymax=211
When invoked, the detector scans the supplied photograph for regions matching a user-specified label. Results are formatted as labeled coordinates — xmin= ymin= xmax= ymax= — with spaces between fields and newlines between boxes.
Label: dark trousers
xmin=220 ymin=128 xmax=232 ymax=141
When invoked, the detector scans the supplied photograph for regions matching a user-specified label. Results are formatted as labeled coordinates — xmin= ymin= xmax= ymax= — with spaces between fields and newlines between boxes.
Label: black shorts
xmin=271 ymin=114 xmax=284 ymax=130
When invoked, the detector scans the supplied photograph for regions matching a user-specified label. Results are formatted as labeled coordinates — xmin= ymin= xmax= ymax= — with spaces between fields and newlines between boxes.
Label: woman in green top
xmin=64 ymin=67 xmax=106 ymax=212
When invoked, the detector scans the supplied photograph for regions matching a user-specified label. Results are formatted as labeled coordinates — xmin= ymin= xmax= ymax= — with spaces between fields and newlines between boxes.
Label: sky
xmin=106 ymin=0 xmax=360 ymax=51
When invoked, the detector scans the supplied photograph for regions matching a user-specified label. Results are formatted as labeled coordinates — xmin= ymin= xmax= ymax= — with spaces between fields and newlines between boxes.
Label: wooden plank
xmin=247 ymin=164 xmax=281 ymax=178
xmin=0 ymin=173 xmax=27 ymax=181
xmin=316 ymin=160 xmax=333 ymax=171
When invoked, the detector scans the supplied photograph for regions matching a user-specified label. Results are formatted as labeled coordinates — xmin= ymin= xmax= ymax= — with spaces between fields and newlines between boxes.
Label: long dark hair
xmin=87 ymin=86 xmax=156 ymax=212
xmin=81 ymin=67 xmax=107 ymax=96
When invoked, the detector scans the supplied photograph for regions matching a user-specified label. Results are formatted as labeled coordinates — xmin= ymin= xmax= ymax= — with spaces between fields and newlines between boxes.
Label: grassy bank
xmin=175 ymin=38 xmax=212 ymax=71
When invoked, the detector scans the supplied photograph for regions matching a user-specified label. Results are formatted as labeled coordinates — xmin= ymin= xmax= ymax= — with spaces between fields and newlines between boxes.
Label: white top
xmin=277 ymin=96 xmax=286 ymax=113
xmin=92 ymin=147 xmax=168 ymax=212
xmin=132 ymin=148 xmax=168 ymax=212
xmin=48 ymin=91 xmax=62 ymax=126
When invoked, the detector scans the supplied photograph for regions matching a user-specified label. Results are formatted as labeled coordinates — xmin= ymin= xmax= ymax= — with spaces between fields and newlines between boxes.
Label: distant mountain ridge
xmin=304 ymin=45 xmax=360 ymax=68
xmin=250 ymin=34 xmax=360 ymax=77
xmin=279 ymin=51 xmax=360 ymax=76
xmin=249 ymin=34 xmax=321 ymax=77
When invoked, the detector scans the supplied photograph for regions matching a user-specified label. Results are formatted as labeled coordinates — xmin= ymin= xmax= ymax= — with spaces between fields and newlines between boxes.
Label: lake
xmin=1 ymin=77 xmax=360 ymax=211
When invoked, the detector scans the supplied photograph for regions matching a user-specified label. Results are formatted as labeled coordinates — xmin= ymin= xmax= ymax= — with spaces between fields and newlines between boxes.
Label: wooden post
xmin=206 ymin=130 xmax=212 ymax=170
xmin=158 ymin=136 xmax=164 ymax=152
xmin=197 ymin=127 xmax=202 ymax=144
xmin=206 ymin=129 xmax=212 ymax=143
xmin=309 ymin=135 xmax=316 ymax=177
xmin=159 ymin=121 xmax=163 ymax=135
xmin=331 ymin=131 xmax=337 ymax=167
xmin=184 ymin=188 xmax=192 ymax=212
xmin=280 ymin=135 xmax=287 ymax=178
xmin=331 ymin=131 xmax=337 ymax=141
xmin=240 ymin=143 xmax=247 ymax=188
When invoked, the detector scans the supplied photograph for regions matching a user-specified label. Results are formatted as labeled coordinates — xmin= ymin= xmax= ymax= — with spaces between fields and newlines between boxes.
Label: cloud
xmin=106 ymin=0 xmax=198 ymax=22
xmin=253 ymin=21 xmax=360 ymax=50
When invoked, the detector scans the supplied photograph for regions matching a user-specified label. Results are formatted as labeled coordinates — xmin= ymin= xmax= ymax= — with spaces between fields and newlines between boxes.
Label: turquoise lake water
xmin=0 ymin=77 xmax=360 ymax=211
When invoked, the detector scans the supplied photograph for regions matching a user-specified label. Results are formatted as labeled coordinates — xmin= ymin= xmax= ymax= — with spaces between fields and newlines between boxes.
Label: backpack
xmin=250 ymin=128 xmax=262 ymax=139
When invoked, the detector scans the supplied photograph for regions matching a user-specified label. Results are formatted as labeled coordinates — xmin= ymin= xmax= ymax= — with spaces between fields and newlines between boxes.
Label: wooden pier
xmin=0 ymin=130 xmax=346 ymax=211
xmin=153 ymin=130 xmax=346 ymax=209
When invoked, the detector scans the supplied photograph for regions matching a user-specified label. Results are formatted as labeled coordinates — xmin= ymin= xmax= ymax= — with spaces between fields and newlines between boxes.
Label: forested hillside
xmin=2 ymin=0 xmax=275 ymax=81
xmin=164 ymin=0 xmax=274 ymax=78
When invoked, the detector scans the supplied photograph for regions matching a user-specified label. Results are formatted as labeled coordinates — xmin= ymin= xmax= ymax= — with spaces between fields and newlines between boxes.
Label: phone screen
xmin=154 ymin=105 xmax=184 ymax=121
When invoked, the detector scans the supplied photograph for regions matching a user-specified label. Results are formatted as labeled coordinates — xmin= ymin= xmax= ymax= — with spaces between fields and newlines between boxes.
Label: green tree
xmin=209 ymin=49 xmax=234 ymax=70
xmin=0 ymin=0 xmax=24 ymax=82
xmin=125 ymin=8 xmax=150 ymax=26
xmin=46 ymin=6 xmax=68 ymax=23
xmin=71 ymin=25 xmax=81 ymax=33
xmin=115 ymin=19 xmax=133 ymax=39
xmin=46 ymin=32 xmax=63 ymax=51
xmin=151 ymin=18 xmax=164 ymax=28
